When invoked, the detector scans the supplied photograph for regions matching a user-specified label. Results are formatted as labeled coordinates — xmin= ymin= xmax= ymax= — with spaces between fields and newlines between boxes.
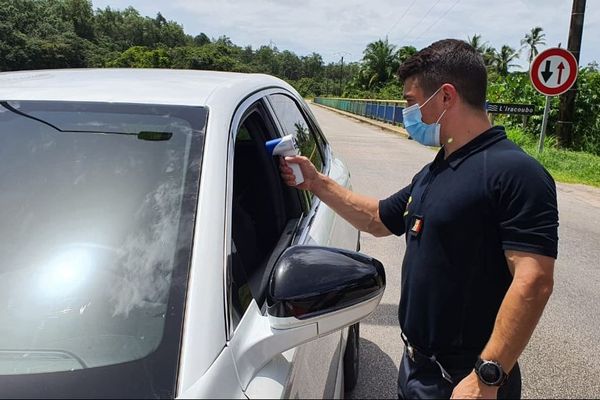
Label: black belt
xmin=401 ymin=332 xmax=478 ymax=384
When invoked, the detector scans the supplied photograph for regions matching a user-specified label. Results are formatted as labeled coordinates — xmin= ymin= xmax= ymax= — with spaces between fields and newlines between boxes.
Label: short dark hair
xmin=397 ymin=39 xmax=487 ymax=109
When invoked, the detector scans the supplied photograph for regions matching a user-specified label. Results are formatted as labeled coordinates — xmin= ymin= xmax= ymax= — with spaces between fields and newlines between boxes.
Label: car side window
xmin=268 ymin=94 xmax=324 ymax=172
xmin=229 ymin=103 xmax=302 ymax=329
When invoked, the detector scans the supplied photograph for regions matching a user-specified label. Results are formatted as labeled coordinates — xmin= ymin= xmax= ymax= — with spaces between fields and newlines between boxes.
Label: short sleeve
xmin=379 ymin=184 xmax=412 ymax=236
xmin=492 ymin=156 xmax=559 ymax=258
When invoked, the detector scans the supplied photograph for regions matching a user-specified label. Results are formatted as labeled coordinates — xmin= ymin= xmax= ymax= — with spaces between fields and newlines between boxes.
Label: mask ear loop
xmin=436 ymin=108 xmax=447 ymax=124
xmin=435 ymin=108 xmax=453 ymax=144
xmin=419 ymin=86 xmax=444 ymax=110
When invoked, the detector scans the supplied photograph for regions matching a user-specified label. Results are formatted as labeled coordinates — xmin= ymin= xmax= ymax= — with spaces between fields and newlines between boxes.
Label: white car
xmin=0 ymin=69 xmax=386 ymax=398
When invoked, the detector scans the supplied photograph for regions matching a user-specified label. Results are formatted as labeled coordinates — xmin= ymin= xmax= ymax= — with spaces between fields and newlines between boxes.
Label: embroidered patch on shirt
xmin=410 ymin=215 xmax=423 ymax=236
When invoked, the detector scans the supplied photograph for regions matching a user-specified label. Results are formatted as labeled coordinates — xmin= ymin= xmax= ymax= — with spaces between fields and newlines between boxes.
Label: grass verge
xmin=506 ymin=127 xmax=600 ymax=188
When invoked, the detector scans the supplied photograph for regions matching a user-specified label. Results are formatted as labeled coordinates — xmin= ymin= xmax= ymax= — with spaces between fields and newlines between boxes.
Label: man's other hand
xmin=451 ymin=371 xmax=498 ymax=399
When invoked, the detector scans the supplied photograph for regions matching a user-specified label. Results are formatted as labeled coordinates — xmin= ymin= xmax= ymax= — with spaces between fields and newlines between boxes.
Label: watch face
xmin=480 ymin=362 xmax=502 ymax=384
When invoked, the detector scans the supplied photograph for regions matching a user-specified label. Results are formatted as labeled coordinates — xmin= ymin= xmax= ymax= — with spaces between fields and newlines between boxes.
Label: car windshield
xmin=0 ymin=101 xmax=207 ymax=397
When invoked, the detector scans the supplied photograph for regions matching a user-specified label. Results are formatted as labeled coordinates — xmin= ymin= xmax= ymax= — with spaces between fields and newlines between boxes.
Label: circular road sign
xmin=530 ymin=48 xmax=578 ymax=96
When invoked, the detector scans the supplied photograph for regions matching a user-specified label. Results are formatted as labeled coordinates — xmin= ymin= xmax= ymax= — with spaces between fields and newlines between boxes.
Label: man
xmin=279 ymin=39 xmax=558 ymax=399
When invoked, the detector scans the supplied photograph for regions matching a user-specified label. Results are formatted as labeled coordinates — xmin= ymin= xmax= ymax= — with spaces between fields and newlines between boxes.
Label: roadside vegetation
xmin=1 ymin=0 xmax=598 ymax=186
xmin=505 ymin=127 xmax=600 ymax=187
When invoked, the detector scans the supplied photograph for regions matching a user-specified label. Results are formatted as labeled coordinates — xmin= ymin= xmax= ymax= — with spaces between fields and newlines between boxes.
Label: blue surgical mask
xmin=402 ymin=87 xmax=447 ymax=147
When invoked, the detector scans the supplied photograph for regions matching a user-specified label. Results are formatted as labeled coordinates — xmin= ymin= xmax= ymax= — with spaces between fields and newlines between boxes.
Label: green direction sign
xmin=486 ymin=102 xmax=536 ymax=115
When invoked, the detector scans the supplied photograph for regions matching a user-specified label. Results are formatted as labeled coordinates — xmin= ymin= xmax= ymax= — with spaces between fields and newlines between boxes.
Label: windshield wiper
xmin=0 ymin=102 xmax=172 ymax=141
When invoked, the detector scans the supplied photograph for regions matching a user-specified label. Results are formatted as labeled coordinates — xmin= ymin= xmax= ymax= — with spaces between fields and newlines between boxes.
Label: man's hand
xmin=278 ymin=155 xmax=320 ymax=191
xmin=451 ymin=371 xmax=498 ymax=399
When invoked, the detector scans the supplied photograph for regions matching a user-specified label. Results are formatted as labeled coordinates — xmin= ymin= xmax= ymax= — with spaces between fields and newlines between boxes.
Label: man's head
xmin=397 ymin=39 xmax=490 ymax=147
xmin=398 ymin=39 xmax=487 ymax=109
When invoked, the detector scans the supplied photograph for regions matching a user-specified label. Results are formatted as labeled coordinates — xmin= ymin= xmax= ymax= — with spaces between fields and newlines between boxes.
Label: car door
xmin=224 ymin=90 xmax=303 ymax=399
xmin=265 ymin=92 xmax=360 ymax=398
xmin=223 ymin=88 xmax=358 ymax=399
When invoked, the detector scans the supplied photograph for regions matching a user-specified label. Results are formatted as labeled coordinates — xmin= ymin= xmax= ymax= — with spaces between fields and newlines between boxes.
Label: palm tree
xmin=521 ymin=27 xmax=546 ymax=66
xmin=483 ymin=47 xmax=497 ymax=70
xmin=467 ymin=34 xmax=488 ymax=56
xmin=397 ymin=45 xmax=417 ymax=64
xmin=362 ymin=38 xmax=398 ymax=88
xmin=493 ymin=45 xmax=520 ymax=76
xmin=467 ymin=35 xmax=497 ymax=71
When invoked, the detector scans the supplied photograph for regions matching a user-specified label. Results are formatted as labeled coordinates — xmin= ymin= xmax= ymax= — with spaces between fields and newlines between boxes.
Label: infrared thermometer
xmin=265 ymin=134 xmax=304 ymax=185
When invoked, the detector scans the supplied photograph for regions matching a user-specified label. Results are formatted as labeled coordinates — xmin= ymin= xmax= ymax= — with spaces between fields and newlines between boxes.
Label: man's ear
xmin=441 ymin=83 xmax=458 ymax=107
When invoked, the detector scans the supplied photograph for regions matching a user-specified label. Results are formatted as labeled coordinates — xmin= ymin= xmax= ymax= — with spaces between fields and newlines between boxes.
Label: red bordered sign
xmin=530 ymin=48 xmax=578 ymax=96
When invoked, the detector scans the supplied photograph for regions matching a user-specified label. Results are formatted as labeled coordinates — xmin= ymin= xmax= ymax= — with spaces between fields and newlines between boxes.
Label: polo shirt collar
xmin=439 ymin=126 xmax=507 ymax=170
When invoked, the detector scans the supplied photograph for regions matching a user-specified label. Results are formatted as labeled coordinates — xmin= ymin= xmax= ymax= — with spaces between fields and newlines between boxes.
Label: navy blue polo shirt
xmin=379 ymin=126 xmax=558 ymax=355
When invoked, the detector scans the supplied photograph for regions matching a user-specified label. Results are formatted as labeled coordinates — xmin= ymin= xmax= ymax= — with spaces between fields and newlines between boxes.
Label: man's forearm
xmin=311 ymin=172 xmax=391 ymax=237
xmin=480 ymin=256 xmax=554 ymax=373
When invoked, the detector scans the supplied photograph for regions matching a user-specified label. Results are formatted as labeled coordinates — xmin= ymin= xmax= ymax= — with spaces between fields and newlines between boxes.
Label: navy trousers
xmin=397 ymin=350 xmax=522 ymax=399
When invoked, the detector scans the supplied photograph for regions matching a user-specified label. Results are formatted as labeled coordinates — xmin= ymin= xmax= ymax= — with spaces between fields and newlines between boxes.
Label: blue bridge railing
xmin=313 ymin=97 xmax=407 ymax=126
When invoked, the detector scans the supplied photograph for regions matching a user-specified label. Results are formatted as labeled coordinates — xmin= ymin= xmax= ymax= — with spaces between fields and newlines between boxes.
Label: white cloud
xmin=91 ymin=0 xmax=600 ymax=68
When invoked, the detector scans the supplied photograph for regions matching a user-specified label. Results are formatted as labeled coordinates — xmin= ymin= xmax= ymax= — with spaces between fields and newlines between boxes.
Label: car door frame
xmin=224 ymin=87 xmax=342 ymax=397
xmin=263 ymin=91 xmax=349 ymax=399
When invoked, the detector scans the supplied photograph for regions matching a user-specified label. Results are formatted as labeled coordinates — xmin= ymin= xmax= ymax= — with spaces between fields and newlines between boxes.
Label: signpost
xmin=486 ymin=102 xmax=537 ymax=127
xmin=486 ymin=102 xmax=536 ymax=115
xmin=530 ymin=47 xmax=579 ymax=153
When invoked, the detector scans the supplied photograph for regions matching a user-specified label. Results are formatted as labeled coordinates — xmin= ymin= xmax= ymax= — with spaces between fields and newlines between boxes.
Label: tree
xmin=467 ymin=34 xmax=488 ymax=55
xmin=0 ymin=0 xmax=92 ymax=70
xmin=107 ymin=46 xmax=172 ymax=68
xmin=254 ymin=45 xmax=280 ymax=75
xmin=193 ymin=33 xmax=210 ymax=47
xmin=62 ymin=0 xmax=95 ymax=40
xmin=397 ymin=45 xmax=417 ymax=64
xmin=521 ymin=26 xmax=546 ymax=66
xmin=466 ymin=34 xmax=497 ymax=70
xmin=361 ymin=38 xmax=398 ymax=88
xmin=493 ymin=45 xmax=520 ymax=76
xmin=278 ymin=50 xmax=302 ymax=81
xmin=483 ymin=46 xmax=497 ymax=70
xmin=301 ymin=52 xmax=323 ymax=79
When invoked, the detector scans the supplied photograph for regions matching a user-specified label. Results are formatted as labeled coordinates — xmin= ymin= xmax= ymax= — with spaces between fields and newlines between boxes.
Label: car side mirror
xmin=229 ymin=245 xmax=385 ymax=391
xmin=267 ymin=245 xmax=386 ymax=330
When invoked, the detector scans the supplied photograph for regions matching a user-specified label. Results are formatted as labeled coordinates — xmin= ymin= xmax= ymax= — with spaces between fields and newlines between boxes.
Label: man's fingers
xmin=278 ymin=155 xmax=311 ymax=188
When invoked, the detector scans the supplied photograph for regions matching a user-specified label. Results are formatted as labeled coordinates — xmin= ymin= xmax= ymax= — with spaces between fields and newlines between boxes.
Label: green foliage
xmin=488 ymin=70 xmax=600 ymax=156
xmin=0 ymin=0 xmax=86 ymax=70
xmin=292 ymin=77 xmax=323 ymax=98
xmin=2 ymin=4 xmax=598 ymax=161
xmin=535 ymin=146 xmax=600 ymax=187
xmin=93 ymin=6 xmax=188 ymax=50
xmin=377 ymin=81 xmax=403 ymax=100
xmin=572 ymin=68 xmax=600 ymax=155
xmin=506 ymin=127 xmax=600 ymax=187
xmin=0 ymin=0 xmax=193 ymax=70
xmin=521 ymin=27 xmax=546 ymax=66
xmin=493 ymin=45 xmax=521 ymax=76
xmin=360 ymin=38 xmax=399 ymax=89
xmin=107 ymin=46 xmax=172 ymax=68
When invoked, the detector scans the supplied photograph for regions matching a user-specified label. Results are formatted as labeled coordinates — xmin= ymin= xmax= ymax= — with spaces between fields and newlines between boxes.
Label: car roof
xmin=0 ymin=69 xmax=292 ymax=107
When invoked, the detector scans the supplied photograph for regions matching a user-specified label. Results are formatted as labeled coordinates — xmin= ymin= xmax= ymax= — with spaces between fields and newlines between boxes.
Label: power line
xmin=412 ymin=0 xmax=462 ymax=42
xmin=386 ymin=0 xmax=419 ymax=37
xmin=402 ymin=0 xmax=444 ymax=40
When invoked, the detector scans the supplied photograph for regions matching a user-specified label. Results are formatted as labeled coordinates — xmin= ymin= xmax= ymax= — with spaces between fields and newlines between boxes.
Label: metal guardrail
xmin=314 ymin=97 xmax=407 ymax=125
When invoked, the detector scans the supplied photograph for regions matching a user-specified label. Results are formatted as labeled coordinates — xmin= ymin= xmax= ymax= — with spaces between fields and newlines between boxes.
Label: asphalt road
xmin=307 ymin=104 xmax=600 ymax=399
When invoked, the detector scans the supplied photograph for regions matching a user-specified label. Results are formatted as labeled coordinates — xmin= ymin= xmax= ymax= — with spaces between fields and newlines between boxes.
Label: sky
xmin=90 ymin=0 xmax=600 ymax=71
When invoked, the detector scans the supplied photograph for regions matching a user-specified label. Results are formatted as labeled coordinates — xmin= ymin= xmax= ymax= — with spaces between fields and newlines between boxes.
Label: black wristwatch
xmin=474 ymin=357 xmax=508 ymax=386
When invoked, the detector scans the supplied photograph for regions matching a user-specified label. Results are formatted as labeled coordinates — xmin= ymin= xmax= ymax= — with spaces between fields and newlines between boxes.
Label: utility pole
xmin=340 ymin=56 xmax=344 ymax=96
xmin=556 ymin=0 xmax=586 ymax=148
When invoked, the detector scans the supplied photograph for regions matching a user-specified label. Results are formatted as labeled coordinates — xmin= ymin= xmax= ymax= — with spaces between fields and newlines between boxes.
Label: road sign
xmin=530 ymin=48 xmax=578 ymax=96
xmin=486 ymin=102 xmax=536 ymax=115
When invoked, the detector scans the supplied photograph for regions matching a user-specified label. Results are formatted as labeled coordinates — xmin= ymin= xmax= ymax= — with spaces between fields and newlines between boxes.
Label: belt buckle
xmin=407 ymin=344 xmax=415 ymax=362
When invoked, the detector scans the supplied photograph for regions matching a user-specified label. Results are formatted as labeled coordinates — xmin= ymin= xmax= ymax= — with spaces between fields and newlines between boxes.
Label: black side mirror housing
xmin=267 ymin=245 xmax=386 ymax=321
